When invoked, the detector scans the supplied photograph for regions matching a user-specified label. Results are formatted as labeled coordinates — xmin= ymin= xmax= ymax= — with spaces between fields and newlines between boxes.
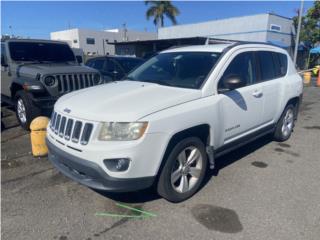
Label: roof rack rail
xmin=205 ymin=38 xmax=238 ymax=45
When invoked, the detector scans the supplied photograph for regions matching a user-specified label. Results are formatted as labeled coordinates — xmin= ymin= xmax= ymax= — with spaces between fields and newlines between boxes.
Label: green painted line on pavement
xmin=116 ymin=202 xmax=157 ymax=217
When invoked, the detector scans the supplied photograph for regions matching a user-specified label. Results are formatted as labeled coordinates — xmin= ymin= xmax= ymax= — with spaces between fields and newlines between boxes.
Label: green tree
xmin=145 ymin=1 xmax=180 ymax=29
xmin=293 ymin=0 xmax=320 ymax=47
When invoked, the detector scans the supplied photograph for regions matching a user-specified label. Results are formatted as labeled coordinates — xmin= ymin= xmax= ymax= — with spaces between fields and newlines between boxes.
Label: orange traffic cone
xmin=317 ymin=69 xmax=320 ymax=87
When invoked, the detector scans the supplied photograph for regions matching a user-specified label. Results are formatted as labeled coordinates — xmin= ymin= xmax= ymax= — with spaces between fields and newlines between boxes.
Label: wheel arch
xmin=155 ymin=124 xmax=211 ymax=178
xmin=284 ymin=96 xmax=301 ymax=119
xmin=11 ymin=82 xmax=24 ymax=100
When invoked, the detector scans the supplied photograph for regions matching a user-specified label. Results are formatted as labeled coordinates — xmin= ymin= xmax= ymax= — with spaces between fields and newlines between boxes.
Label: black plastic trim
xmin=46 ymin=139 xmax=155 ymax=192
xmin=215 ymin=124 xmax=275 ymax=158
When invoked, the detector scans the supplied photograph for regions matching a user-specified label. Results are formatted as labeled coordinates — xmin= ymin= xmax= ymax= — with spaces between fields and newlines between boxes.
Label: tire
xmin=15 ymin=90 xmax=41 ymax=130
xmin=274 ymin=104 xmax=296 ymax=142
xmin=157 ymin=137 xmax=208 ymax=202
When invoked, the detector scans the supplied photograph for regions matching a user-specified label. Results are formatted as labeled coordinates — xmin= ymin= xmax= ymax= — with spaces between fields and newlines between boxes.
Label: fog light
xmin=104 ymin=158 xmax=130 ymax=172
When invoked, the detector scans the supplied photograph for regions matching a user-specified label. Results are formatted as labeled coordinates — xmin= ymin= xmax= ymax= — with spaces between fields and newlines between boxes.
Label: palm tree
xmin=145 ymin=1 xmax=180 ymax=29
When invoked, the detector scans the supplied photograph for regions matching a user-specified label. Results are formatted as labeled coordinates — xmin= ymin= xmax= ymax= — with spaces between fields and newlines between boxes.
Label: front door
xmin=217 ymin=51 xmax=264 ymax=144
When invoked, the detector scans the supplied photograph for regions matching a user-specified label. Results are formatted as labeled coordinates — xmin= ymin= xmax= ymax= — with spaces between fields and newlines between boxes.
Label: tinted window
xmin=127 ymin=52 xmax=221 ymax=89
xmin=8 ymin=42 xmax=75 ymax=62
xmin=258 ymin=51 xmax=276 ymax=81
xmin=278 ymin=53 xmax=288 ymax=76
xmin=272 ymin=52 xmax=282 ymax=77
xmin=218 ymin=52 xmax=256 ymax=90
xmin=92 ymin=59 xmax=105 ymax=71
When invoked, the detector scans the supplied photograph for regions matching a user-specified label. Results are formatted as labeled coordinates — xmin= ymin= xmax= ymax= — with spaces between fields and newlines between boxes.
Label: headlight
xmin=93 ymin=74 xmax=101 ymax=84
xmin=98 ymin=122 xmax=148 ymax=141
xmin=44 ymin=76 xmax=56 ymax=86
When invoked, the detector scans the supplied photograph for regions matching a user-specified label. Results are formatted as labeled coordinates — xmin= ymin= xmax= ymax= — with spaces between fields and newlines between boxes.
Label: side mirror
xmin=76 ymin=55 xmax=83 ymax=64
xmin=223 ymin=75 xmax=245 ymax=91
xmin=1 ymin=55 xmax=8 ymax=67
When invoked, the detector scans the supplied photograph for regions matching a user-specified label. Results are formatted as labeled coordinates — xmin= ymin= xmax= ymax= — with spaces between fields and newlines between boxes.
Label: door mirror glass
xmin=223 ymin=74 xmax=245 ymax=90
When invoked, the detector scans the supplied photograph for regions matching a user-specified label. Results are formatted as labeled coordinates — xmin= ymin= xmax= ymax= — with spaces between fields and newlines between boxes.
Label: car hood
xmin=18 ymin=63 xmax=97 ymax=77
xmin=55 ymin=81 xmax=202 ymax=122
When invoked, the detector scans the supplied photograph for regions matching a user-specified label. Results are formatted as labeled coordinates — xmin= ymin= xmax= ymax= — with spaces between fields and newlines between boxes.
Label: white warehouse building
xmin=158 ymin=13 xmax=294 ymax=49
xmin=50 ymin=28 xmax=157 ymax=56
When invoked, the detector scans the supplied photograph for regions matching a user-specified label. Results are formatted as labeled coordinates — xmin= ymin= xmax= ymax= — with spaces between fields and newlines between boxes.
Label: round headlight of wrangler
xmin=44 ymin=76 xmax=56 ymax=86
xmin=93 ymin=74 xmax=101 ymax=84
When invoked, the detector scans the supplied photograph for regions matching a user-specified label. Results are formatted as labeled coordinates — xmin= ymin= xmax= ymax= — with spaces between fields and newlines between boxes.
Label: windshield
xmin=127 ymin=51 xmax=221 ymax=89
xmin=117 ymin=58 xmax=144 ymax=73
xmin=8 ymin=42 xmax=75 ymax=62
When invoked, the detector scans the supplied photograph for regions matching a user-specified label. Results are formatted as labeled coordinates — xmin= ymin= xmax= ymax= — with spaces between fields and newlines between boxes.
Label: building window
xmin=270 ymin=24 xmax=281 ymax=32
xmin=86 ymin=38 xmax=95 ymax=45
xmin=73 ymin=39 xmax=78 ymax=43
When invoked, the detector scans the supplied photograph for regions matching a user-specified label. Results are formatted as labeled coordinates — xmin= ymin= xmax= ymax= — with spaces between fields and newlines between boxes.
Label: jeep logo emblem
xmin=63 ymin=108 xmax=71 ymax=114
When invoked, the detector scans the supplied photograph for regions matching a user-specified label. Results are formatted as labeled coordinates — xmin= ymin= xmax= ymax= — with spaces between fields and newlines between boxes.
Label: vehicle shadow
xmin=205 ymin=134 xmax=273 ymax=181
xmin=95 ymin=134 xmax=273 ymax=204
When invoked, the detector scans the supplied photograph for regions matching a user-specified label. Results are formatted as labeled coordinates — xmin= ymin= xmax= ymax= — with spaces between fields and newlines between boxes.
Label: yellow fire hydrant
xmin=30 ymin=116 xmax=50 ymax=157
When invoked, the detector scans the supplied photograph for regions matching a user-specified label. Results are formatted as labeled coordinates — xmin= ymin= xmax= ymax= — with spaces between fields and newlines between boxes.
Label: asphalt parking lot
xmin=1 ymin=86 xmax=320 ymax=240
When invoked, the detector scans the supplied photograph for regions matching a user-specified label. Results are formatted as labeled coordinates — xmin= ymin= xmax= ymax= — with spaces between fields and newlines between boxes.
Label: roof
xmin=162 ymin=44 xmax=233 ymax=53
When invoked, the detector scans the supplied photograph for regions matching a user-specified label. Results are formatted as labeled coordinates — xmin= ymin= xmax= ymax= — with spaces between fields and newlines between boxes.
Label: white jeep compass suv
xmin=47 ymin=43 xmax=303 ymax=202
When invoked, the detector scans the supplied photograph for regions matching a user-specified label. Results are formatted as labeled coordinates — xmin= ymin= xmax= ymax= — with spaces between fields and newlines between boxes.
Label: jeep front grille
xmin=55 ymin=73 xmax=97 ymax=93
xmin=50 ymin=111 xmax=94 ymax=145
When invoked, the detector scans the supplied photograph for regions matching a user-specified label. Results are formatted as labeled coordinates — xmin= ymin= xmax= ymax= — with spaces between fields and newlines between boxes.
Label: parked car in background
xmin=47 ymin=43 xmax=303 ymax=202
xmin=86 ymin=56 xmax=144 ymax=82
xmin=1 ymin=39 xmax=102 ymax=129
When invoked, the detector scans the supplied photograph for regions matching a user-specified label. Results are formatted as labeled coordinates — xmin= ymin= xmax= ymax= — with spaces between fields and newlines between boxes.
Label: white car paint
xmin=47 ymin=43 xmax=303 ymax=181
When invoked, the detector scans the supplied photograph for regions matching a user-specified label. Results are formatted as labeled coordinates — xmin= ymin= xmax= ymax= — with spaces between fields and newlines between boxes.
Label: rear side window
xmin=257 ymin=51 xmax=288 ymax=81
xmin=278 ymin=53 xmax=288 ymax=76
xmin=258 ymin=51 xmax=275 ymax=81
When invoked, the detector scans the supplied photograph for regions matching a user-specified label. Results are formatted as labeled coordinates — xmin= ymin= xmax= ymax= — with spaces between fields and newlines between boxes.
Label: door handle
xmin=252 ymin=90 xmax=263 ymax=98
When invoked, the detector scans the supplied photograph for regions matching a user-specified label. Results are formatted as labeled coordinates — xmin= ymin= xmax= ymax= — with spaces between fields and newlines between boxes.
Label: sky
xmin=1 ymin=1 xmax=315 ymax=39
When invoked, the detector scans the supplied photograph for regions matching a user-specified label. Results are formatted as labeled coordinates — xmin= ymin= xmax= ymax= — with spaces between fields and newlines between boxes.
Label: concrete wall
xmin=158 ymin=14 xmax=270 ymax=41
xmin=51 ymin=28 xmax=157 ymax=56
xmin=266 ymin=14 xmax=294 ymax=47
xmin=158 ymin=13 xmax=294 ymax=47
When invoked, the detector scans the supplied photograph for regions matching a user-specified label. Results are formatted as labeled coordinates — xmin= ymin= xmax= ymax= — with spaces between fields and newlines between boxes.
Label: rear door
xmin=255 ymin=51 xmax=285 ymax=125
xmin=217 ymin=51 xmax=264 ymax=143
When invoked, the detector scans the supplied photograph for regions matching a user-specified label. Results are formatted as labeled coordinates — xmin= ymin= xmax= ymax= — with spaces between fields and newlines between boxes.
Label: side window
xmin=257 ymin=51 xmax=276 ymax=81
xmin=218 ymin=52 xmax=256 ymax=91
xmin=92 ymin=59 xmax=105 ymax=71
xmin=272 ymin=52 xmax=282 ymax=77
xmin=107 ymin=59 xmax=123 ymax=74
xmin=278 ymin=53 xmax=288 ymax=76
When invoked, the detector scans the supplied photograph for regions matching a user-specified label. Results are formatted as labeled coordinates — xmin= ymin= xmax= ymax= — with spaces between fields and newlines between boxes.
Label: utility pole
xmin=122 ymin=23 xmax=128 ymax=41
xmin=293 ymin=0 xmax=304 ymax=66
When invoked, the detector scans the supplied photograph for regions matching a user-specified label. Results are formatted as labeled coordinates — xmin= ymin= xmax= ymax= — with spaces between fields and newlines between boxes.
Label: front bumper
xmin=47 ymin=139 xmax=155 ymax=192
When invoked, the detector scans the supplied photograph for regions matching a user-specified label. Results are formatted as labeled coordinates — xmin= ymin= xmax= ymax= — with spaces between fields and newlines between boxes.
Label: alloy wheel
xmin=17 ymin=99 xmax=27 ymax=123
xmin=170 ymin=146 xmax=203 ymax=193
